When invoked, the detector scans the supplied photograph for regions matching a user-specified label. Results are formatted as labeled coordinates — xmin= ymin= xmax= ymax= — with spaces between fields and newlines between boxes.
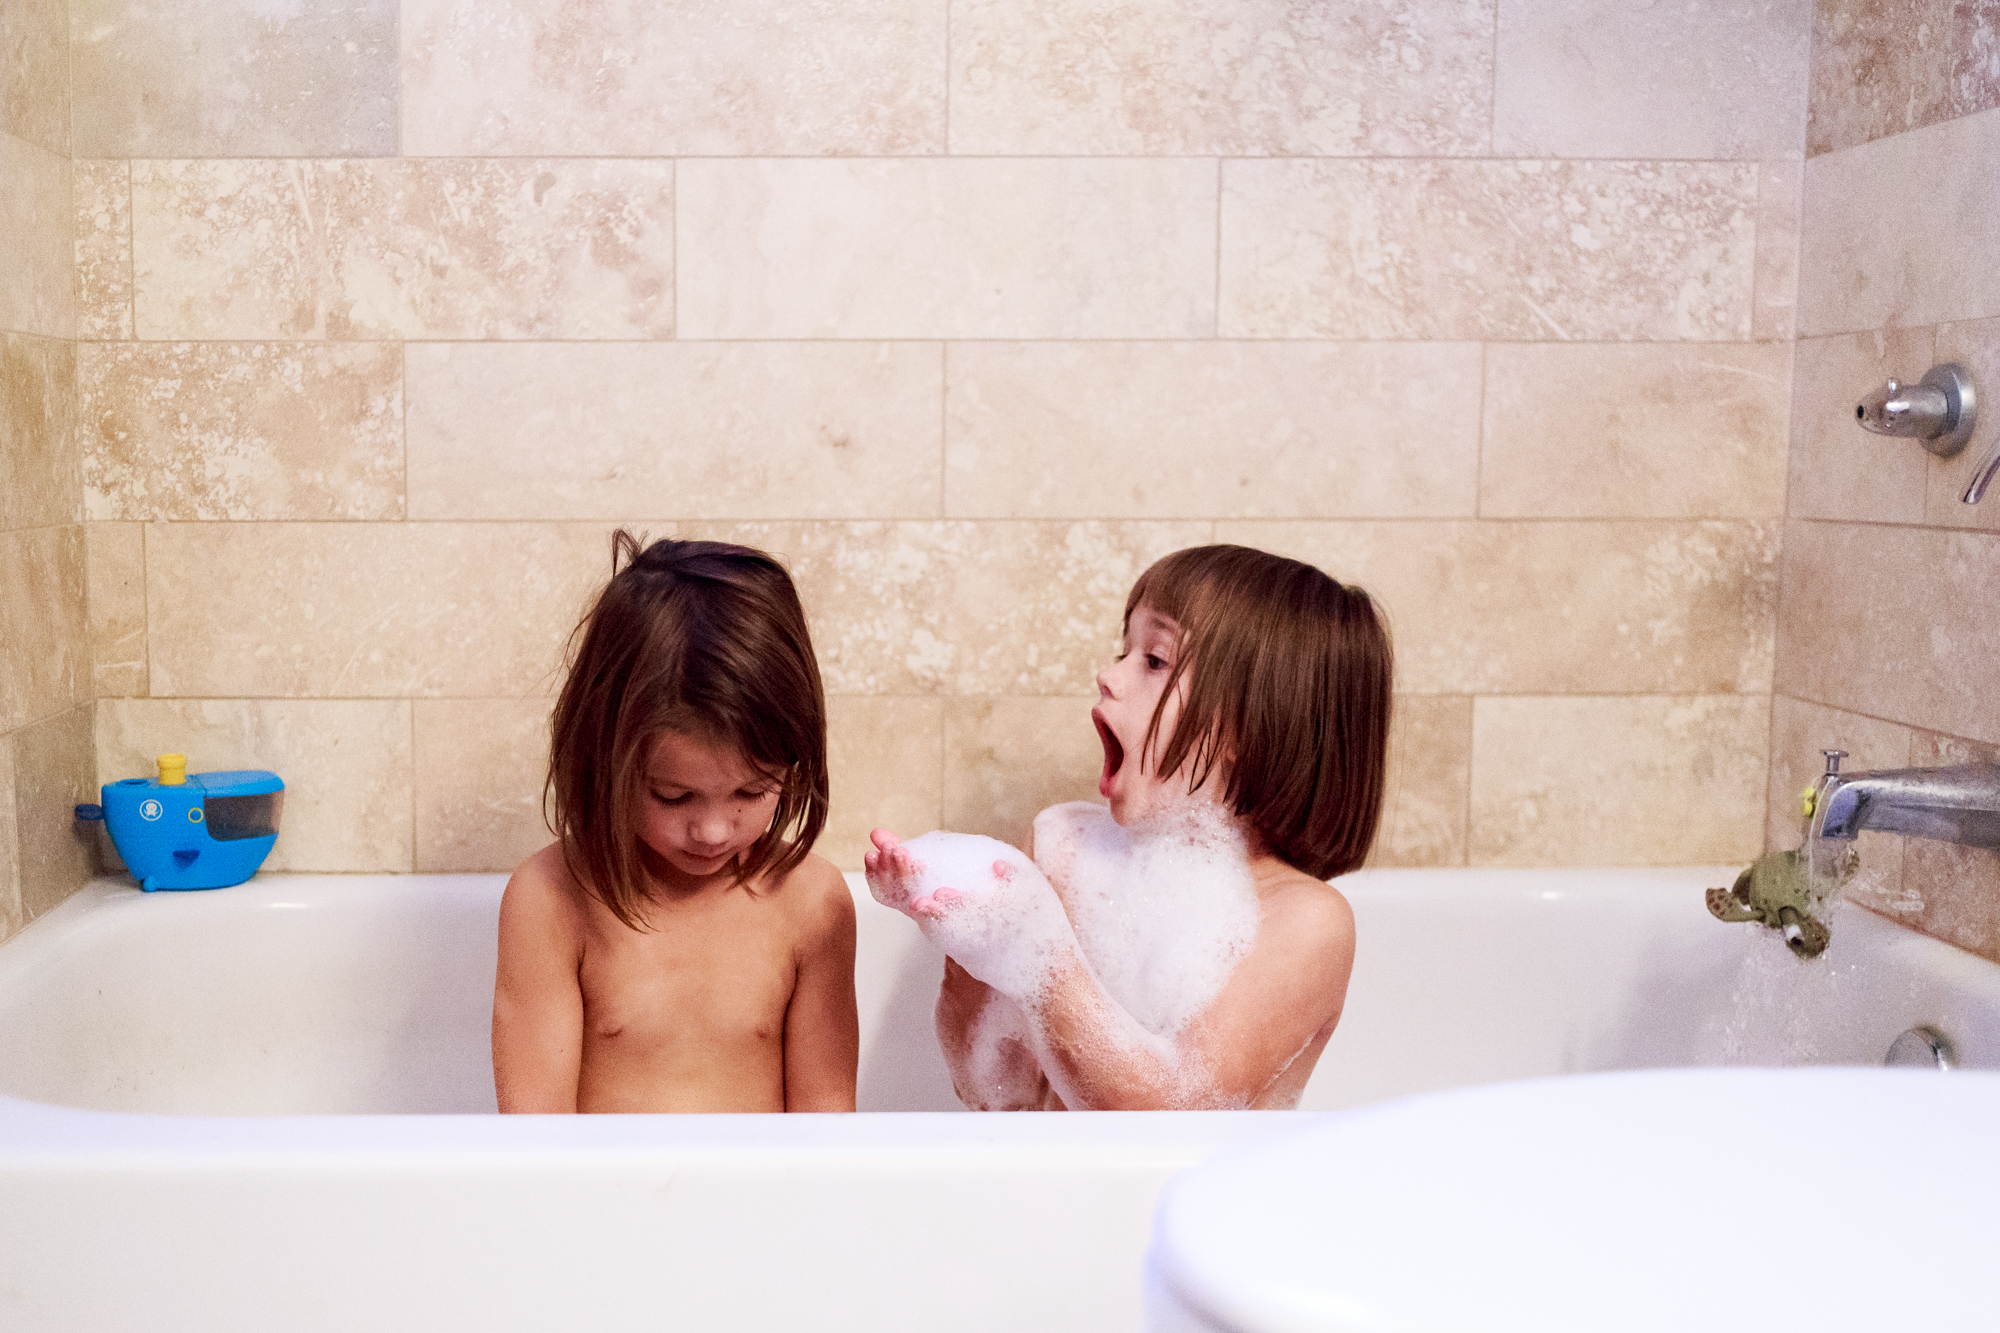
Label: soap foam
xmin=897 ymin=797 xmax=1265 ymax=1110
xmin=1038 ymin=795 xmax=1260 ymax=1039
xmin=892 ymin=831 xmax=1072 ymax=1002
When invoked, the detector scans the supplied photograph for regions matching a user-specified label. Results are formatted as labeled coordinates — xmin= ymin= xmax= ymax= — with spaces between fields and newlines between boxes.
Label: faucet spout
xmin=1813 ymin=762 xmax=2000 ymax=848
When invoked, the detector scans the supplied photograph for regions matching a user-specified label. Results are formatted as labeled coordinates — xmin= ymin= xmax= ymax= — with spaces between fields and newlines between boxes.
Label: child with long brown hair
xmin=867 ymin=544 xmax=1390 ymax=1110
xmin=494 ymin=533 xmax=857 ymax=1113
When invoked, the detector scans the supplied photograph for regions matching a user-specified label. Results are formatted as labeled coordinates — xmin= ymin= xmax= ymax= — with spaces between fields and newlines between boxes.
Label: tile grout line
xmin=90 ymin=335 xmax=1814 ymax=347
xmin=1487 ymin=0 xmax=1501 ymax=154
xmin=91 ymin=151 xmax=1825 ymax=164
xmin=938 ymin=342 xmax=948 ymax=518
xmin=123 ymin=158 xmax=135 ymax=340
xmin=1462 ymin=695 xmax=1478 ymax=867
xmin=409 ymin=697 xmax=419 ymax=874
xmin=670 ymin=157 xmax=679 ymax=340
xmin=138 ymin=519 xmax=152 ymax=701
xmin=1212 ymin=158 xmax=1223 ymax=338
xmin=88 ymin=515 xmax=1811 ymax=528
xmin=399 ymin=342 xmax=409 ymax=522
xmin=1474 ymin=342 xmax=1488 ymax=518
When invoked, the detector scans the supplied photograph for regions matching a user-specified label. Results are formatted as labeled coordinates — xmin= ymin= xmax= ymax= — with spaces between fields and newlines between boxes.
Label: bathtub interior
xmin=3 ymin=865 xmax=1996 ymax=1117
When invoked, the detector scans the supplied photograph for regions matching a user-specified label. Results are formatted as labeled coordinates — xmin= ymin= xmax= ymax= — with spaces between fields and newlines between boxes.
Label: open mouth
xmin=1093 ymin=709 xmax=1124 ymax=798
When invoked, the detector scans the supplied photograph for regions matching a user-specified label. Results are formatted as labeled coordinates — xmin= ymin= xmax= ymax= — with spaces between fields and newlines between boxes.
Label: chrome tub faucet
xmin=1706 ymin=750 xmax=2000 ymax=959
xmin=1812 ymin=755 xmax=2000 ymax=849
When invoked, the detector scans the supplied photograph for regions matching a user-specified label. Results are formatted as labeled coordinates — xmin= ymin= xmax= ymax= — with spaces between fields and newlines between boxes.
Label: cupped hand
xmin=864 ymin=831 xmax=1077 ymax=1000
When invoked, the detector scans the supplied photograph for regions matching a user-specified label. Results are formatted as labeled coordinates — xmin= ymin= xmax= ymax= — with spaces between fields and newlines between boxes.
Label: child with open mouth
xmin=866 ymin=544 xmax=1392 ymax=1110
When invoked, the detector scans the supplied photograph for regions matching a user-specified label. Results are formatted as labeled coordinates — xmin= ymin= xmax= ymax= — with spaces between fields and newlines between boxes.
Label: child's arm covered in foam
xmin=873 ymin=832 xmax=1352 ymax=1110
xmin=781 ymin=862 xmax=861 ymax=1112
xmin=935 ymin=959 xmax=1050 ymax=1110
xmin=492 ymin=849 xmax=587 ymax=1113
xmin=1022 ymin=881 xmax=1353 ymax=1110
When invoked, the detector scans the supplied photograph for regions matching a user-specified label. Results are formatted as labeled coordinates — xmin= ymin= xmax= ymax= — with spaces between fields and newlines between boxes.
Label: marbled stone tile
xmin=71 ymin=0 xmax=396 ymax=157
xmin=1 ymin=0 xmax=68 ymax=155
xmin=87 ymin=522 xmax=147 ymax=699
xmin=1799 ymin=106 xmax=2000 ymax=336
xmin=95 ymin=698 xmax=414 ymax=874
xmin=1481 ymin=343 xmax=1791 ymax=519
xmin=1370 ymin=694 xmax=1471 ymax=869
xmin=0 ymin=333 xmax=79 ymax=532
xmin=693 ymin=520 xmax=1209 ymax=698
xmin=403 ymin=0 xmax=946 ymax=156
xmin=75 ymin=159 xmax=133 ymax=342
xmin=1764 ymin=694 xmax=1907 ymax=917
xmin=0 ymin=741 xmax=20 ymax=943
xmin=1754 ymin=158 xmax=1804 ymax=343
xmin=414 ymin=698 xmax=551 ymax=873
xmin=690 ymin=521 xmax=953 ymax=697
xmin=407 ymin=342 xmax=942 ymax=521
xmin=145 ymin=522 xmax=617 ymax=700
xmin=1469 ymin=695 xmax=1769 ymax=866
xmin=13 ymin=705 xmax=96 ymax=918
xmin=1495 ymin=0 xmax=1809 ymax=159
xmin=676 ymin=159 xmax=1215 ymax=340
xmin=1898 ymin=729 xmax=2000 ymax=964
xmin=950 ymin=0 xmax=1492 ymax=155
xmin=132 ymin=159 xmax=675 ymax=341
xmin=1786 ymin=328 xmax=1933 ymax=523
xmin=1926 ymin=314 xmax=2000 ymax=531
xmin=1220 ymin=520 xmax=1781 ymax=696
xmin=1955 ymin=0 xmax=2000 ymax=120
xmin=944 ymin=342 xmax=1481 ymax=520
xmin=1220 ymin=159 xmax=1757 ymax=342
xmin=81 ymin=343 xmax=405 ymax=522
xmin=942 ymin=521 xmax=1213 ymax=696
xmin=0 ymin=133 xmax=74 ymax=339
xmin=1808 ymin=0 xmax=1956 ymax=155
xmin=0 ymin=525 xmax=87 ymax=733
xmin=941 ymin=696 xmax=1104 ymax=853
xmin=824 ymin=696 xmax=944 ymax=871
xmin=1775 ymin=518 xmax=2000 ymax=744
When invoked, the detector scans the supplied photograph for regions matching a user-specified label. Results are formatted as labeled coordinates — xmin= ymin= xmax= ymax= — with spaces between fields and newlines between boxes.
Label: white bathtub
xmin=2 ymin=867 xmax=1996 ymax=1332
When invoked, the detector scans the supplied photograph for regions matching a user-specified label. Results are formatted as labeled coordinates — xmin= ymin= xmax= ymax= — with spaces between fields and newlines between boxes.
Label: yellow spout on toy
xmin=157 ymin=753 xmax=187 ymax=786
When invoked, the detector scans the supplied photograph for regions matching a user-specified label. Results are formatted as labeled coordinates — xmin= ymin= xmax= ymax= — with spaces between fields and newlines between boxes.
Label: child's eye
xmin=1144 ymin=654 xmax=1168 ymax=671
xmin=650 ymin=789 xmax=689 ymax=806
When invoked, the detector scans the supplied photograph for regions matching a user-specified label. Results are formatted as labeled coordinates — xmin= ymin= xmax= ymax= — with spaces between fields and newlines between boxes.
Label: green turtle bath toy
xmin=1704 ymin=844 xmax=1855 ymax=960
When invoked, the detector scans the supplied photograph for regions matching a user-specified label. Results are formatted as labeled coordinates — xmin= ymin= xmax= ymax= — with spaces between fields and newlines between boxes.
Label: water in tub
xmin=884 ymin=794 xmax=1262 ymax=1108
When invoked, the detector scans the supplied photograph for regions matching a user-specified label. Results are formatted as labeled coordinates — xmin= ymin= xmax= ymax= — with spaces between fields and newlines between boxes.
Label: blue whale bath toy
xmin=76 ymin=754 xmax=284 ymax=892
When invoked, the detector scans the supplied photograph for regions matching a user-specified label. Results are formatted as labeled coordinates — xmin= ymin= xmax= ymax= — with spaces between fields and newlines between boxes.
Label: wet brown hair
xmin=547 ymin=531 xmax=829 ymax=929
xmin=1125 ymin=545 xmax=1392 ymax=880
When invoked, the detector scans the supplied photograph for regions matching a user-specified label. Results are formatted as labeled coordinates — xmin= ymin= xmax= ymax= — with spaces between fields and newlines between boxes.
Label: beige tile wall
xmin=2 ymin=0 xmax=90 ymax=942
xmin=33 ymin=0 xmax=1814 ymax=913
xmin=1770 ymin=1 xmax=2000 ymax=962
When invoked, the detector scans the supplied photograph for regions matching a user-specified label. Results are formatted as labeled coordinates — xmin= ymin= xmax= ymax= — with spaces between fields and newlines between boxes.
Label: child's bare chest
xmin=578 ymin=896 xmax=798 ymax=1052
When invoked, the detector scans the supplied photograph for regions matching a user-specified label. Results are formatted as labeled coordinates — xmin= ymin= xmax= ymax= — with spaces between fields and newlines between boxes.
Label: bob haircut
xmin=1125 ymin=544 xmax=1392 ymax=880
xmin=546 ymin=531 xmax=829 ymax=930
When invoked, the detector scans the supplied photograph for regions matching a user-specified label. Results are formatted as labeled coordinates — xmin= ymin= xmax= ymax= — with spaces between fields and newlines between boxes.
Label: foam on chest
xmin=1042 ymin=803 xmax=1260 ymax=1038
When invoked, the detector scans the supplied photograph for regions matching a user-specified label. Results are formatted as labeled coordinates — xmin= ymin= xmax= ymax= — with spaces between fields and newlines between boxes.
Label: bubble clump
xmin=888 ymin=831 xmax=1074 ymax=1001
xmin=1036 ymin=798 xmax=1260 ymax=1038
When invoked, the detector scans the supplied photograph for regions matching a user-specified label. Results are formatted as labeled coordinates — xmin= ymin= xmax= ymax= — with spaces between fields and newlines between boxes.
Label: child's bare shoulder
xmin=771 ymin=851 xmax=855 ymax=938
xmin=499 ymin=845 xmax=589 ymax=946
xmin=1255 ymin=860 xmax=1356 ymax=953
